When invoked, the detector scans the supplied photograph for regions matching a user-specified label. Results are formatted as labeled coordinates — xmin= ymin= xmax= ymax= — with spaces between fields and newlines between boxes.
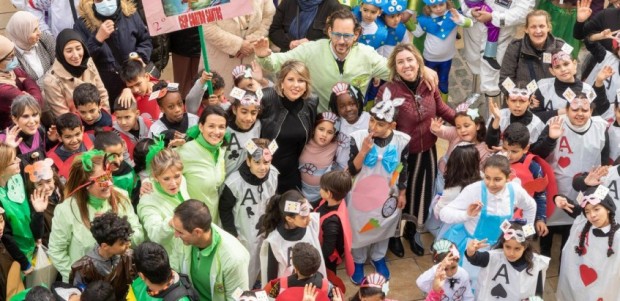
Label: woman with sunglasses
xmin=47 ymin=150 xmax=144 ymax=282
xmin=0 ymin=34 xmax=43 ymax=129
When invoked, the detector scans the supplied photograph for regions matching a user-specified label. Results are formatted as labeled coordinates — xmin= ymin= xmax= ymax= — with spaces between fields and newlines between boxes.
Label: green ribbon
xmin=187 ymin=125 xmax=231 ymax=163
xmin=146 ymin=135 xmax=166 ymax=172
xmin=88 ymin=195 xmax=106 ymax=210
xmin=80 ymin=149 xmax=106 ymax=172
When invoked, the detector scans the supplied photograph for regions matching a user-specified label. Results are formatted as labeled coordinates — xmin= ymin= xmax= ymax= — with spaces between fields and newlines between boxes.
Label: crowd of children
xmin=2 ymin=0 xmax=620 ymax=300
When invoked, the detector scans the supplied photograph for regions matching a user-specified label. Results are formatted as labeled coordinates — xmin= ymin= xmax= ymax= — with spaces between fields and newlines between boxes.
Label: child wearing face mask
xmin=299 ymin=112 xmax=339 ymax=203
xmin=554 ymin=186 xmax=620 ymax=301
xmin=430 ymin=99 xmax=490 ymax=195
xmin=533 ymin=92 xmax=610 ymax=259
xmin=0 ymin=34 xmax=43 ymax=129
xmin=417 ymin=239 xmax=474 ymax=301
xmin=258 ymin=190 xmax=326 ymax=287
xmin=533 ymin=48 xmax=611 ymax=123
xmin=223 ymin=90 xmax=262 ymax=176
xmin=486 ymin=80 xmax=545 ymax=148
xmin=466 ymin=221 xmax=549 ymax=300
xmin=329 ymin=82 xmax=369 ymax=171
xmin=219 ymin=138 xmax=279 ymax=285
xmin=347 ymin=92 xmax=410 ymax=284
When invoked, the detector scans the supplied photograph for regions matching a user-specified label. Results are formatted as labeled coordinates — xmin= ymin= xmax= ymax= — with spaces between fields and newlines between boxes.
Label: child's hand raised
xmin=331 ymin=287 xmax=344 ymax=301
xmin=302 ymin=283 xmax=318 ymax=301
xmin=466 ymin=200 xmax=483 ymax=217
xmin=595 ymin=65 xmax=615 ymax=86
xmin=253 ymin=38 xmax=271 ymax=58
xmin=554 ymin=195 xmax=575 ymax=213
xmin=432 ymin=261 xmax=448 ymax=292
xmin=30 ymin=188 xmax=49 ymax=213
xmin=200 ymin=71 xmax=213 ymax=84
xmin=4 ymin=126 xmax=23 ymax=148
xmin=584 ymin=165 xmax=610 ymax=186
xmin=449 ymin=8 xmax=462 ymax=23
xmin=547 ymin=116 xmax=564 ymax=139
xmin=430 ymin=117 xmax=443 ymax=134
xmin=466 ymin=238 xmax=488 ymax=257
xmin=576 ymin=0 xmax=593 ymax=22
xmin=47 ymin=125 xmax=59 ymax=142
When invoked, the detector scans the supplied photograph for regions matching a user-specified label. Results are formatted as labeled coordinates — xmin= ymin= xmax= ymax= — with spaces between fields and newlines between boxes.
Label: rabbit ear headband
xmin=370 ymin=87 xmax=405 ymax=122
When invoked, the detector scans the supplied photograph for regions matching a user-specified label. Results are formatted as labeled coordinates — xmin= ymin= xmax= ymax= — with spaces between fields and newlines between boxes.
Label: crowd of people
xmin=1 ymin=0 xmax=620 ymax=300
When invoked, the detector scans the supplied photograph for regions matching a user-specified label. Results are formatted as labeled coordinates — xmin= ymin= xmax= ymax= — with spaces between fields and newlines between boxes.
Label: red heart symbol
xmin=579 ymin=264 xmax=597 ymax=286
xmin=558 ymin=156 xmax=571 ymax=168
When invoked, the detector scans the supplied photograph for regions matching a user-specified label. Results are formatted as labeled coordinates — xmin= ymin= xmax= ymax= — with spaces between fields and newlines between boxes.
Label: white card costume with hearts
xmin=476 ymin=250 xmax=549 ymax=300
xmin=224 ymin=165 xmax=279 ymax=283
xmin=497 ymin=108 xmax=545 ymax=143
xmin=546 ymin=116 xmax=607 ymax=226
xmin=224 ymin=121 xmax=262 ymax=176
xmin=259 ymin=213 xmax=326 ymax=286
xmin=348 ymin=129 xmax=410 ymax=248
xmin=557 ymin=215 xmax=620 ymax=301
xmin=536 ymin=78 xmax=596 ymax=112
xmin=584 ymin=50 xmax=619 ymax=122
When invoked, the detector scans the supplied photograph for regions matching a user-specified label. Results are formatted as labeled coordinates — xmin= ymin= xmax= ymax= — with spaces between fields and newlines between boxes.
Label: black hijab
xmin=55 ymin=29 xmax=91 ymax=78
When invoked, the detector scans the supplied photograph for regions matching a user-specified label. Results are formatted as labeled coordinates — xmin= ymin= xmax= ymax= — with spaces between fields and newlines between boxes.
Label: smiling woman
xmin=43 ymin=29 xmax=110 ymax=119
xmin=260 ymin=60 xmax=318 ymax=193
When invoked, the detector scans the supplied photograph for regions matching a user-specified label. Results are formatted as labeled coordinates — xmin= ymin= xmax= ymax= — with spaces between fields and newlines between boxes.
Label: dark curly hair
xmin=292 ymin=242 xmax=322 ymax=277
xmin=90 ymin=212 xmax=134 ymax=246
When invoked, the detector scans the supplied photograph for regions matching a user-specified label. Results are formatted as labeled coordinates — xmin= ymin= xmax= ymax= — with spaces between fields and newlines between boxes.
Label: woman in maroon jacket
xmin=0 ymin=35 xmax=43 ymax=129
xmin=376 ymin=43 xmax=455 ymax=257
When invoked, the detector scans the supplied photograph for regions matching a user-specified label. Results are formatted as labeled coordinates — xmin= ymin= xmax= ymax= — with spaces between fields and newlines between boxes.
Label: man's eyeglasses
xmin=331 ymin=32 xmax=355 ymax=42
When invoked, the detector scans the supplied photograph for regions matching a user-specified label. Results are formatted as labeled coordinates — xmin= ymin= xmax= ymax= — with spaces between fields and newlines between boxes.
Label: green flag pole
xmin=198 ymin=26 xmax=214 ymax=95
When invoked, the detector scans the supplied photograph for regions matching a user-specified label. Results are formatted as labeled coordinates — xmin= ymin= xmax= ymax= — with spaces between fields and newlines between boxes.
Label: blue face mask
xmin=3 ymin=57 xmax=18 ymax=72
xmin=94 ymin=0 xmax=118 ymax=17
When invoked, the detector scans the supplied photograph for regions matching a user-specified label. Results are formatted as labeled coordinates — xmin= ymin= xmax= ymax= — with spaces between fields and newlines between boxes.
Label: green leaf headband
xmin=146 ymin=135 xmax=166 ymax=172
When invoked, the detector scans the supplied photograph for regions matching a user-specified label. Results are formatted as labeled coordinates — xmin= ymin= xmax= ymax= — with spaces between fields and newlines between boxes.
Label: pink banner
xmin=142 ymin=0 xmax=254 ymax=36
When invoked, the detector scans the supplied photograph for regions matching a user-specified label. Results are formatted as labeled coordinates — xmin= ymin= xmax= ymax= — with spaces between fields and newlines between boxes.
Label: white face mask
xmin=95 ymin=0 xmax=118 ymax=17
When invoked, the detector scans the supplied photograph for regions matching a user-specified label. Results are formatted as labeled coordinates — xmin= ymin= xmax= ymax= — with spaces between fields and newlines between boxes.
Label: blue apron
xmin=441 ymin=183 xmax=515 ymax=264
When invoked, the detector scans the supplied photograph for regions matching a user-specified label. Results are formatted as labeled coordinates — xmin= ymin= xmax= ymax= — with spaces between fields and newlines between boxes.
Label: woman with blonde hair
xmin=47 ymin=150 xmax=143 ymax=281
xmin=259 ymin=60 xmax=318 ymax=193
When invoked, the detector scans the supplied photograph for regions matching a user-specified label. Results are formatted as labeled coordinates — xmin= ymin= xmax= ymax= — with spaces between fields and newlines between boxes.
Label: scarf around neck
xmin=289 ymin=0 xmax=323 ymax=40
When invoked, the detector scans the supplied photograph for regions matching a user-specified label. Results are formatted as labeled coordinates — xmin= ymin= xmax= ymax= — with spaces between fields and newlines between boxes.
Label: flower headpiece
xmin=24 ymin=158 xmax=55 ymax=183
xmin=370 ymin=87 xmax=404 ymax=123
xmin=551 ymin=51 xmax=572 ymax=67
xmin=332 ymin=82 xmax=350 ymax=96
xmin=455 ymin=93 xmax=480 ymax=120
xmin=244 ymin=139 xmax=278 ymax=162
xmin=318 ymin=111 xmax=338 ymax=124
xmin=232 ymin=65 xmax=253 ymax=79
xmin=500 ymin=219 xmax=535 ymax=243
xmin=360 ymin=273 xmax=389 ymax=294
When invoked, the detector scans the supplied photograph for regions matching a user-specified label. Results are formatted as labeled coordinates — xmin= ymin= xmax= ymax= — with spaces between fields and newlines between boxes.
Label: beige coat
xmin=42 ymin=58 xmax=110 ymax=118
xmin=200 ymin=0 xmax=275 ymax=94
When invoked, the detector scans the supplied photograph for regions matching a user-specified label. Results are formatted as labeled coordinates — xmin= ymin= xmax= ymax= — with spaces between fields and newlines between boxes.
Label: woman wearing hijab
xmin=42 ymin=29 xmax=110 ymax=118
xmin=268 ymin=0 xmax=343 ymax=52
xmin=0 ymin=35 xmax=43 ymax=129
xmin=5 ymin=11 xmax=55 ymax=88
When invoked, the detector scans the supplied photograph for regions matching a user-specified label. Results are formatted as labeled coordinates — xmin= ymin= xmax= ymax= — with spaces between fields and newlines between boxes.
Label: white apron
xmin=224 ymin=121 xmax=262 ymax=176
xmin=348 ymin=130 xmax=410 ymax=248
xmin=608 ymin=124 xmax=620 ymax=162
xmin=537 ymin=78 xmax=595 ymax=112
xmin=546 ymin=117 xmax=607 ymax=226
xmin=585 ymin=51 xmax=620 ymax=123
xmin=497 ymin=108 xmax=545 ymax=144
xmin=602 ymin=165 xmax=620 ymax=221
xmin=476 ymin=250 xmax=549 ymax=301
xmin=224 ymin=165 xmax=278 ymax=283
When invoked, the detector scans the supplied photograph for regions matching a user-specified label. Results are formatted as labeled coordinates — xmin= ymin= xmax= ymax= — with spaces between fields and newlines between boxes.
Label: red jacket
xmin=377 ymin=80 xmax=455 ymax=153
xmin=0 ymin=68 xmax=43 ymax=128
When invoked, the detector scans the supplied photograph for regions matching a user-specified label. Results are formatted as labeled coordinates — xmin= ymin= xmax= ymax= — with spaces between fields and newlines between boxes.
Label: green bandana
xmin=88 ymin=195 xmax=107 ymax=210
xmin=195 ymin=132 xmax=223 ymax=163
xmin=154 ymin=181 xmax=184 ymax=203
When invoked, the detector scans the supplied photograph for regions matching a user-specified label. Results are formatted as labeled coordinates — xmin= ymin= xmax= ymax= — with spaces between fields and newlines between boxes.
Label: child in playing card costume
xmin=219 ymin=138 xmax=279 ymax=284
xmin=347 ymin=90 xmax=410 ymax=284
xmin=609 ymin=102 xmax=620 ymax=163
xmin=148 ymin=81 xmax=199 ymax=139
xmin=416 ymin=239 xmax=474 ymax=301
xmin=258 ymin=190 xmax=326 ymax=287
xmin=465 ymin=220 xmax=550 ymax=300
xmin=554 ymin=186 xmax=620 ymax=301
xmin=299 ymin=112 xmax=339 ymax=202
xmin=534 ymin=92 xmax=609 ymax=258
xmin=223 ymin=90 xmax=262 ymax=177
xmin=533 ymin=48 xmax=610 ymax=123
xmin=485 ymin=79 xmax=545 ymax=147
xmin=439 ymin=155 xmax=537 ymax=286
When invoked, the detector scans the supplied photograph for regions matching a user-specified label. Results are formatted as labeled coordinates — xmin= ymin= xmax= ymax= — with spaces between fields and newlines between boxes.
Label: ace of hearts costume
xmin=348 ymin=129 xmax=410 ymax=249
xmin=545 ymin=116 xmax=607 ymax=226
xmin=557 ymin=214 xmax=620 ymax=301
